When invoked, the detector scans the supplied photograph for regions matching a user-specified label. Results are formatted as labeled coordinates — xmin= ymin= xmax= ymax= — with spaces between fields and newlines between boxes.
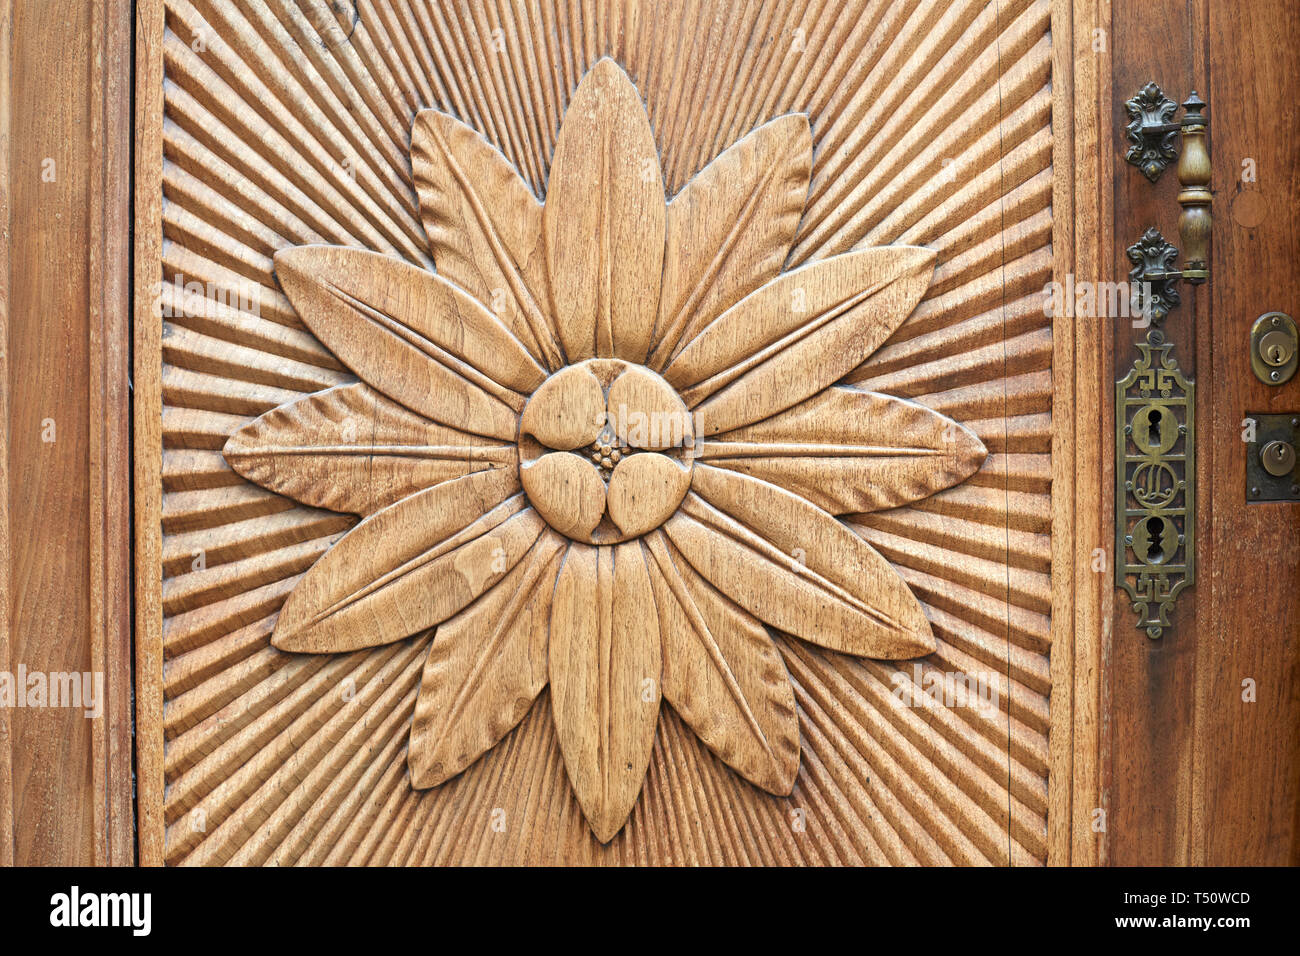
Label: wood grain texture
xmin=136 ymin=0 xmax=1059 ymax=864
xmin=208 ymin=57 xmax=982 ymax=843
xmin=1193 ymin=0 xmax=1300 ymax=867
xmin=135 ymin=0 xmax=169 ymax=868
xmin=408 ymin=531 xmax=564 ymax=787
xmin=222 ymin=382 xmax=515 ymax=515
xmin=1 ymin=0 xmax=134 ymax=865
xmin=1103 ymin=0 xmax=1207 ymax=868
xmin=1047 ymin=0 xmax=1110 ymax=867
xmin=0 ymin=0 xmax=12 ymax=869
xmin=1068 ymin=0 xmax=1300 ymax=867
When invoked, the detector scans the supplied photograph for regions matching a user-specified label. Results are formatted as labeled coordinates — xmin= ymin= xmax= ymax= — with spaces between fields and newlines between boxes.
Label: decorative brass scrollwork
xmin=1128 ymin=227 xmax=1182 ymax=324
xmin=1124 ymin=82 xmax=1180 ymax=181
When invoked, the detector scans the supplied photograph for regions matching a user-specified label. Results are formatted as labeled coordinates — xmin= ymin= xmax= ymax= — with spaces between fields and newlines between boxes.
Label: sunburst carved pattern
xmin=154 ymin=0 xmax=1055 ymax=864
xmin=220 ymin=58 xmax=987 ymax=842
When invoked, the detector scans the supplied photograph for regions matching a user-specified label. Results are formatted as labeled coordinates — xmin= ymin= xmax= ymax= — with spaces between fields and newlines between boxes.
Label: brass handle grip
xmin=1177 ymin=93 xmax=1211 ymax=284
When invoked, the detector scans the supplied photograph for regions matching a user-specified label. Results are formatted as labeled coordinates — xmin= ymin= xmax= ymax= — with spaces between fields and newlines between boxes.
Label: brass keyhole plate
xmin=1250 ymin=312 xmax=1299 ymax=385
xmin=1116 ymin=334 xmax=1195 ymax=639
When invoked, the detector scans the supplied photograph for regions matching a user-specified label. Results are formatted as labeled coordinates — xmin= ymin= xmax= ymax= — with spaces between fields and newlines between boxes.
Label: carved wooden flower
xmin=223 ymin=58 xmax=987 ymax=842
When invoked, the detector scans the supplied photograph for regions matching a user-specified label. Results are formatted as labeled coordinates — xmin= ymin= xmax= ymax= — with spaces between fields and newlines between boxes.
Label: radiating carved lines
xmin=155 ymin=0 xmax=1053 ymax=865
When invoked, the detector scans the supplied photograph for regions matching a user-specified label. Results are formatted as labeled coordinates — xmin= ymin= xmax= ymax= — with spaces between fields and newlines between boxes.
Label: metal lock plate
xmin=1116 ymin=332 xmax=1195 ymax=639
xmin=1245 ymin=413 xmax=1300 ymax=502
xmin=1250 ymin=312 xmax=1298 ymax=385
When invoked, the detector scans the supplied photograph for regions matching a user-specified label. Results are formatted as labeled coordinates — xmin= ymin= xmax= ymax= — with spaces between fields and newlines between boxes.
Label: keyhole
xmin=1145 ymin=516 xmax=1165 ymax=563
xmin=1147 ymin=408 xmax=1163 ymax=445
xmin=1267 ymin=343 xmax=1285 ymax=364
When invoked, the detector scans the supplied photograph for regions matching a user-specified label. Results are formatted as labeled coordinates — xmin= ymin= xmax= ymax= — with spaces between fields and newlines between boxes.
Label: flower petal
xmin=607 ymin=365 xmax=692 ymax=450
xmin=410 ymin=109 xmax=563 ymax=370
xmin=700 ymin=385 xmax=988 ymax=514
xmin=273 ymin=469 xmax=541 ymax=653
xmin=518 ymin=363 xmax=607 ymax=450
xmin=644 ymin=532 xmax=799 ymax=794
xmin=606 ymin=454 xmax=691 ymax=539
xmin=408 ymin=531 xmax=566 ymax=787
xmin=223 ymin=383 xmax=515 ymax=515
xmin=518 ymin=452 xmax=608 ymax=541
xmin=544 ymin=58 xmax=665 ymax=364
xmin=549 ymin=542 xmax=661 ymax=843
xmin=649 ymin=114 xmax=812 ymax=369
xmin=665 ymin=466 xmax=936 ymax=659
xmin=663 ymin=246 xmax=936 ymax=435
xmin=275 ymin=245 xmax=547 ymax=439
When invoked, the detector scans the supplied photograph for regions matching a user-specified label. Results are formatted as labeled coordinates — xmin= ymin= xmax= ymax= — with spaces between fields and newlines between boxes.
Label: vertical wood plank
xmin=0 ymin=0 xmax=133 ymax=865
xmin=1106 ymin=0 xmax=1300 ymax=866
xmin=1195 ymin=0 xmax=1300 ymax=866
xmin=1048 ymin=0 xmax=1112 ymax=867
xmin=1106 ymin=0 xmax=1208 ymax=867
xmin=0 ymin=0 xmax=14 ymax=869
xmin=1084 ymin=0 xmax=1117 ymax=870
xmin=89 ymin=0 xmax=136 ymax=867
xmin=134 ymin=0 xmax=168 ymax=868
xmin=6 ymin=0 xmax=95 ymax=866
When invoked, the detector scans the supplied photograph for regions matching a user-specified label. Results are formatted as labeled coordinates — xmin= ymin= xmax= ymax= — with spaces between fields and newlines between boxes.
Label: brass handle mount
xmin=1124 ymin=85 xmax=1212 ymax=323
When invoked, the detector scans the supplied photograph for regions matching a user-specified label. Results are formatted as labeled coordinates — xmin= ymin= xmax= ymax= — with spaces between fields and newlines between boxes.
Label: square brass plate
xmin=1246 ymin=413 xmax=1300 ymax=502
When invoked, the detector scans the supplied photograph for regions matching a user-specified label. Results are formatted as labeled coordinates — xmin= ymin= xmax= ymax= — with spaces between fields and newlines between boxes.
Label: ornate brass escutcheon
xmin=1116 ymin=333 xmax=1196 ymax=640
xmin=1127 ymin=228 xmax=1183 ymax=325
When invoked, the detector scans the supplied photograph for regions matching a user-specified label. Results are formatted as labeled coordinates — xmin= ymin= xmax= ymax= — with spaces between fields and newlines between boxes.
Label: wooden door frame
xmin=133 ymin=0 xmax=165 ymax=868
xmin=1046 ymin=0 xmax=1111 ymax=868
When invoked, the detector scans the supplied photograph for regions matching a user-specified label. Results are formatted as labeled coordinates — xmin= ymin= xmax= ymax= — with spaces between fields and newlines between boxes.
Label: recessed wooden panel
xmin=134 ymin=0 xmax=1060 ymax=865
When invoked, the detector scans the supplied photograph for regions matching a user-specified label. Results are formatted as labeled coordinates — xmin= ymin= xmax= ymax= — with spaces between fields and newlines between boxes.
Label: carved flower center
xmin=583 ymin=425 xmax=632 ymax=482
xmin=517 ymin=359 xmax=694 ymax=544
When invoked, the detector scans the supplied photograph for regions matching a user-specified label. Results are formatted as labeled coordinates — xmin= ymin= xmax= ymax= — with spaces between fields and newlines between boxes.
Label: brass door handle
xmin=1115 ymin=84 xmax=1210 ymax=640
xmin=1176 ymin=94 xmax=1212 ymax=283
xmin=1124 ymin=86 xmax=1212 ymax=322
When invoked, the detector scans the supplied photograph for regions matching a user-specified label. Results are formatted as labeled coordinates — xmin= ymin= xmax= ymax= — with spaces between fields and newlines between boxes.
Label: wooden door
xmin=130 ymin=0 xmax=1063 ymax=865
xmin=1 ymin=0 xmax=1295 ymax=867
xmin=1100 ymin=0 xmax=1300 ymax=866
